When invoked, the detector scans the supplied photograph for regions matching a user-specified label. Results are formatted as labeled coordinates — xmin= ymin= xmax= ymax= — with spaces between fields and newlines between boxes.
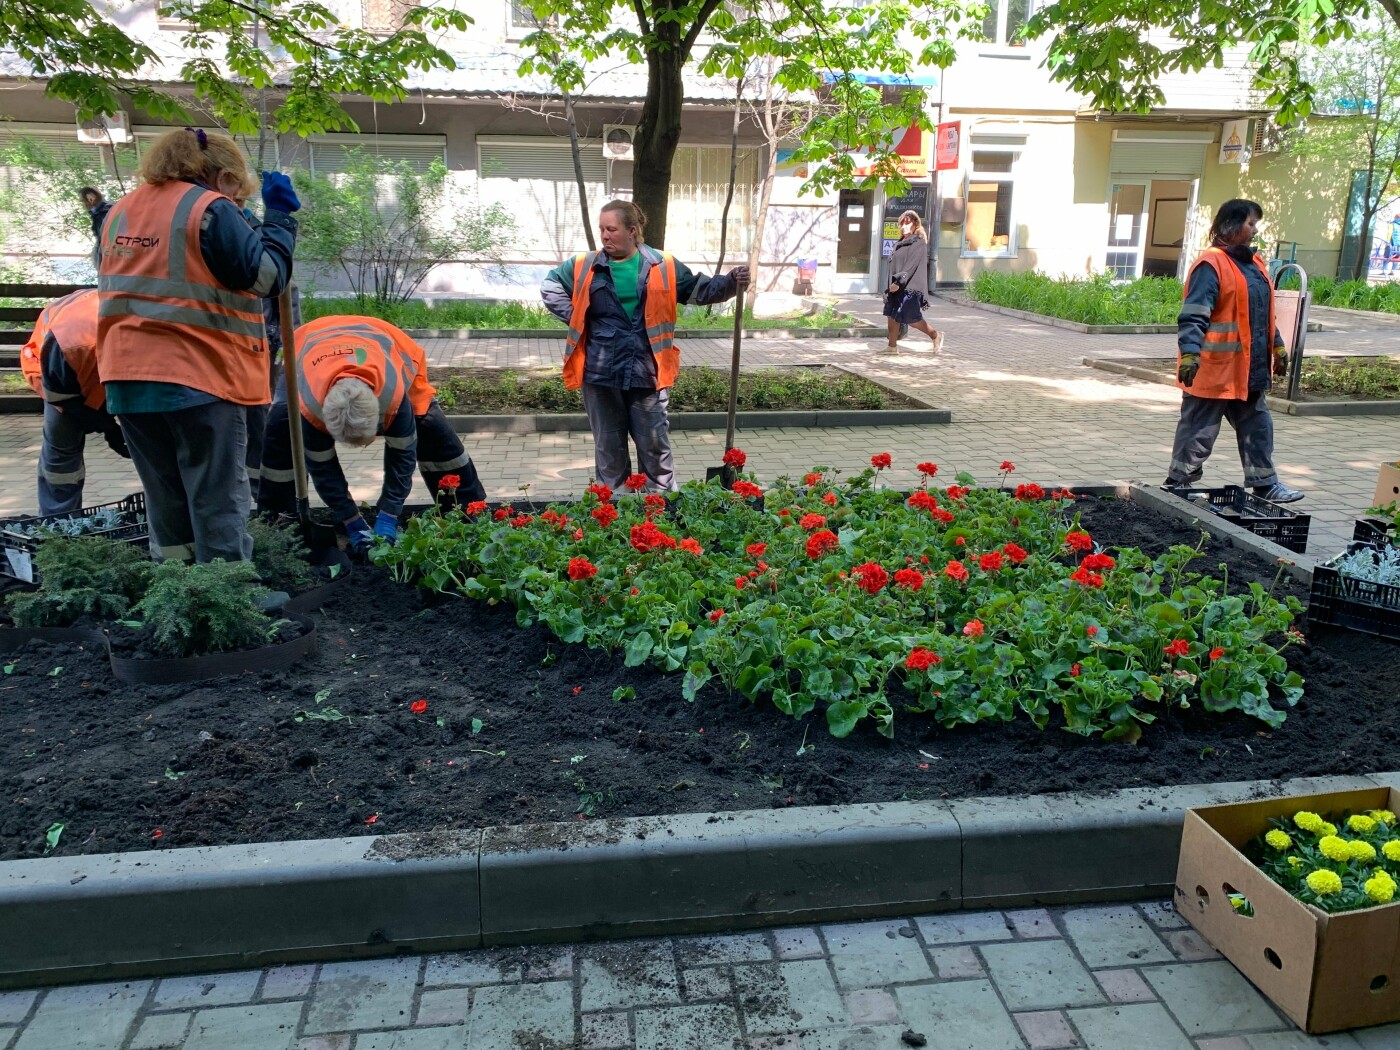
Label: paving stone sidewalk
xmin=6 ymin=901 xmax=1398 ymax=1049
xmin=2 ymin=294 xmax=1396 ymax=556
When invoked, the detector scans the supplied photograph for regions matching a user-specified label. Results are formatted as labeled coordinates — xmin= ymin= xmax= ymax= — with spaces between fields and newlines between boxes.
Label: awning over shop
xmin=821 ymin=70 xmax=939 ymax=88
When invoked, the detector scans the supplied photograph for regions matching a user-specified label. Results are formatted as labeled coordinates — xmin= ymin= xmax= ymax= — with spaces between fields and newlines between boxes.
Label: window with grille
xmin=664 ymin=146 xmax=760 ymax=260
xmin=362 ymin=0 xmax=414 ymax=32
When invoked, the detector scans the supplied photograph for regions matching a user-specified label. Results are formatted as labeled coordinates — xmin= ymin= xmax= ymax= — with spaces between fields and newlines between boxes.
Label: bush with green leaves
xmin=248 ymin=516 xmax=313 ymax=589
xmin=969 ymin=271 xmax=1184 ymax=325
xmin=132 ymin=560 xmax=271 ymax=658
xmin=6 ymin=538 xmax=153 ymax=628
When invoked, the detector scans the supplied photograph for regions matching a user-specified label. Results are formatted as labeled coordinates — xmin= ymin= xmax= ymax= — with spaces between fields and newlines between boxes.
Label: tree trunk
xmin=633 ymin=46 xmax=687 ymax=248
xmin=749 ymin=141 xmax=778 ymax=294
xmin=564 ymin=91 xmax=596 ymax=252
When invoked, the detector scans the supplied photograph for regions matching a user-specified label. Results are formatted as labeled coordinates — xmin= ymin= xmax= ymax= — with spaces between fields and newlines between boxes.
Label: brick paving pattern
xmin=5 ymin=901 xmax=1398 ymax=1048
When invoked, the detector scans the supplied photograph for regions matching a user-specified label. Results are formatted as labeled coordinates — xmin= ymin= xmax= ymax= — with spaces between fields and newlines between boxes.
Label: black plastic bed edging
xmin=105 ymin=613 xmax=318 ymax=685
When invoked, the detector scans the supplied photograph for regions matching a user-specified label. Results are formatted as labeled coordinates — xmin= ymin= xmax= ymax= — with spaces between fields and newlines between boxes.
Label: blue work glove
xmin=260 ymin=171 xmax=301 ymax=214
xmin=374 ymin=511 xmax=400 ymax=543
xmin=344 ymin=515 xmax=373 ymax=554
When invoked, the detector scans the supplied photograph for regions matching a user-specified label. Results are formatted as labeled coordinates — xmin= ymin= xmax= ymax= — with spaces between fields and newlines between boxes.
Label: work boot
xmin=1253 ymin=482 xmax=1305 ymax=504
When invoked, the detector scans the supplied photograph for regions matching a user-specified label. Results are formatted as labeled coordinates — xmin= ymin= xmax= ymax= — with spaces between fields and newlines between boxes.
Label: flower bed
xmin=377 ymin=458 xmax=1304 ymax=743
xmin=4 ymin=468 xmax=1397 ymax=863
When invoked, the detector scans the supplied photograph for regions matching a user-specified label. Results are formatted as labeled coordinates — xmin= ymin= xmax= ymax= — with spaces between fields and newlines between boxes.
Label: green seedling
xmin=612 ymin=685 xmax=636 ymax=702
xmin=540 ymin=650 xmax=557 ymax=667
xmin=314 ymin=687 xmax=332 ymax=704
xmin=47 ymin=666 xmax=63 ymax=677
xmin=796 ymin=725 xmax=814 ymax=757
xmin=733 ymin=731 xmax=751 ymax=756
xmin=43 ymin=822 xmax=64 ymax=853
xmin=329 ymin=564 xmax=343 ymax=579
xmin=570 ymin=754 xmax=586 ymax=764
xmin=295 ymin=708 xmax=350 ymax=723
xmin=470 ymin=748 xmax=505 ymax=757
xmin=471 ymin=717 xmax=484 ymax=735
xmin=3 ymin=663 xmax=14 ymax=675
xmin=163 ymin=768 xmax=188 ymax=780
xmin=761 ymin=773 xmax=784 ymax=790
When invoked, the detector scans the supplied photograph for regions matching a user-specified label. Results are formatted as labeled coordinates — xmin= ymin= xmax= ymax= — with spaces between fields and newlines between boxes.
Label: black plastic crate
xmin=1354 ymin=516 xmax=1398 ymax=547
xmin=1309 ymin=541 xmax=1400 ymax=641
xmin=0 ymin=493 xmax=148 ymax=583
xmin=1166 ymin=485 xmax=1311 ymax=553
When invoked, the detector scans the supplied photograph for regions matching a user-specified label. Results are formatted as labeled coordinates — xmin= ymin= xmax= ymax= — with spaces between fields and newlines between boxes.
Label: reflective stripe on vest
xmin=97 ymin=182 xmax=269 ymax=404
xmin=1178 ymin=247 xmax=1273 ymax=400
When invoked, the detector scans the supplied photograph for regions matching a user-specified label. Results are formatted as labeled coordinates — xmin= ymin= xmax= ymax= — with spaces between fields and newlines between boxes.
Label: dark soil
xmin=3 ymin=497 xmax=1397 ymax=861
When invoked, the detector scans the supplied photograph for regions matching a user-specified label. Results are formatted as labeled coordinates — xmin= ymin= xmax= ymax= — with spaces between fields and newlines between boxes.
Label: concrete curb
xmin=950 ymin=298 xmax=1322 ymax=335
xmin=443 ymin=408 xmax=953 ymax=434
xmin=0 ymin=774 xmax=1381 ymax=987
xmin=1081 ymin=358 xmax=1400 ymax=417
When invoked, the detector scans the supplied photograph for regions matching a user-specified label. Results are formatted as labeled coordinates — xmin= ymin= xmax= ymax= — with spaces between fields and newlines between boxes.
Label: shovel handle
xmin=724 ymin=287 xmax=744 ymax=454
xmin=276 ymin=287 xmax=311 ymax=517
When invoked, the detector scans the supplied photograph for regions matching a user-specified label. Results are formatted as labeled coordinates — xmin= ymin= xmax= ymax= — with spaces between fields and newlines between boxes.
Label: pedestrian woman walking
xmin=1163 ymin=198 xmax=1303 ymax=502
xmin=883 ymin=210 xmax=943 ymax=353
xmin=540 ymin=200 xmax=748 ymax=491
xmin=96 ymin=127 xmax=299 ymax=562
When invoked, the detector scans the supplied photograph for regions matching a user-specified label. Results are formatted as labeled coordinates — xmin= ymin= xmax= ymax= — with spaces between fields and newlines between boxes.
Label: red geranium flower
xmin=851 ymin=561 xmax=888 ymax=594
xmin=630 ymin=586 xmax=640 ymax=595
xmin=945 ymin=485 xmax=969 ymax=500
xmin=410 ymin=699 xmax=428 ymax=714
xmin=1015 ymin=483 xmax=1045 ymax=501
xmin=931 ymin=508 xmax=955 ymax=524
xmin=805 ymin=530 xmax=839 ymax=559
xmin=624 ymin=473 xmax=648 ymax=492
xmin=893 ymin=567 xmax=925 ymax=591
xmin=944 ymin=559 xmax=969 ymax=583
xmin=870 ymin=452 xmax=893 ymax=469
xmin=905 ymin=647 xmax=941 ymax=670
xmin=152 ymin=827 xmax=164 ymax=840
xmin=1164 ymin=638 xmax=1191 ymax=659
xmin=800 ymin=513 xmax=828 ymax=532
xmin=1081 ymin=552 xmax=1116 ymax=571
xmin=644 ymin=493 xmax=667 ymax=512
xmin=916 ymin=461 xmax=938 ymax=477
xmin=746 ymin=542 xmax=767 ymax=557
xmin=629 ymin=521 xmax=677 ymax=553
xmin=723 ymin=448 xmax=747 ymax=469
xmin=678 ymin=537 xmax=703 ymax=555
xmin=509 ymin=514 xmax=533 ymax=528
xmin=573 ymin=528 xmax=584 ymax=541
xmin=1065 ymin=530 xmax=1093 ymax=551
xmin=979 ymin=551 xmax=1004 ymax=572
xmin=493 ymin=508 xmax=512 ymax=521
xmin=1002 ymin=542 xmax=1028 ymax=564
xmin=465 ymin=500 xmax=488 ymax=516
xmin=734 ymin=576 xmax=747 ymax=590
xmin=1209 ymin=646 xmax=1225 ymax=661
xmin=567 ymin=557 xmax=597 ymax=580
xmin=709 ymin=609 xmax=725 ymax=622
xmin=1086 ymin=624 xmax=1099 ymax=637
xmin=592 ymin=503 xmax=619 ymax=527
xmin=954 ymin=536 xmax=966 ymax=546
xmin=803 ymin=472 xmax=824 ymax=486
xmin=1000 ymin=460 xmax=1015 ymax=472
xmin=587 ymin=483 xmax=613 ymax=502
xmin=731 ymin=480 xmax=764 ymax=499
xmin=908 ymin=490 xmax=936 ymax=511
xmin=1069 ymin=565 xmax=1105 ymax=588
xmin=963 ymin=619 xmax=985 ymax=638
xmin=437 ymin=474 xmax=461 ymax=491
xmin=1070 ymin=663 xmax=1081 ymax=677
xmin=822 ymin=492 xmax=837 ymax=506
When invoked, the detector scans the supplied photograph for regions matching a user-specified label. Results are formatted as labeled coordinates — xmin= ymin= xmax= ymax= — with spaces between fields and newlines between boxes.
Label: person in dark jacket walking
xmin=540 ymin=200 xmax=749 ymax=491
xmin=883 ymin=211 xmax=943 ymax=353
xmin=1163 ymin=198 xmax=1303 ymax=502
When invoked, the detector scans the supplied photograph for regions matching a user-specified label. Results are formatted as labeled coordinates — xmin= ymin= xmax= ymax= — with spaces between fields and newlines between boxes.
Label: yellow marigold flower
xmin=1318 ymin=835 xmax=1351 ymax=862
xmin=1348 ymin=815 xmax=1377 ymax=834
xmin=1287 ymin=855 xmax=1304 ymax=869
xmin=1371 ymin=810 xmax=1397 ymax=826
xmin=1307 ymin=869 xmax=1343 ymax=895
xmin=1384 ymin=840 xmax=1400 ymax=863
xmin=1366 ymin=872 xmax=1397 ymax=904
xmin=1319 ymin=821 xmax=1338 ymax=836
xmin=1265 ymin=829 xmax=1292 ymax=850
xmin=1294 ymin=811 xmax=1325 ymax=833
xmin=1350 ymin=840 xmax=1378 ymax=863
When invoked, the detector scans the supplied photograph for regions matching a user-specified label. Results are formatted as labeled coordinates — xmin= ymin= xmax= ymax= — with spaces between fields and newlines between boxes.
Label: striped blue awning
xmin=822 ymin=69 xmax=939 ymax=88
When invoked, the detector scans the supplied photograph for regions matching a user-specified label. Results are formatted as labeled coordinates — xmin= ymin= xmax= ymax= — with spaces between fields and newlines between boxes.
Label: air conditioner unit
xmin=1252 ymin=119 xmax=1283 ymax=156
xmin=76 ymin=112 xmax=131 ymax=145
xmin=603 ymin=124 xmax=636 ymax=162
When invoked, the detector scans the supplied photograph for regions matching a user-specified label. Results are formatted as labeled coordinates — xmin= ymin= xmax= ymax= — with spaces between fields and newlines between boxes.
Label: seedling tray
xmin=1167 ymin=485 xmax=1311 ymax=553
xmin=1309 ymin=541 xmax=1400 ymax=641
xmin=0 ymin=493 xmax=148 ymax=583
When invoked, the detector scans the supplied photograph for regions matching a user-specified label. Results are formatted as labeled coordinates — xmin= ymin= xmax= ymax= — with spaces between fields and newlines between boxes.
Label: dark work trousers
xmin=245 ymin=402 xmax=269 ymax=504
xmin=257 ymin=393 xmax=485 ymax=516
xmin=1166 ymin=391 xmax=1278 ymax=489
xmin=581 ymin=383 xmax=676 ymax=492
xmin=37 ymin=403 xmax=90 ymax=515
xmin=119 ymin=401 xmax=253 ymax=563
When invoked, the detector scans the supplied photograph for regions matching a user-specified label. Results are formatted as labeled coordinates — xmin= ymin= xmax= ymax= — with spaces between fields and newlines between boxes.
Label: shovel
xmin=275 ymin=286 xmax=339 ymax=555
xmin=705 ymin=287 xmax=745 ymax=488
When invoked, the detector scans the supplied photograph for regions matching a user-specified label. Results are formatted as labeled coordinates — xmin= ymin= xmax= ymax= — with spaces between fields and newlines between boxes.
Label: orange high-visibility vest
xmin=562 ymin=246 xmax=679 ymax=390
xmin=97 ymin=181 xmax=270 ymax=405
xmin=20 ymin=289 xmax=105 ymax=411
xmin=1177 ymin=246 xmax=1275 ymax=401
xmin=293 ymin=316 xmax=433 ymax=434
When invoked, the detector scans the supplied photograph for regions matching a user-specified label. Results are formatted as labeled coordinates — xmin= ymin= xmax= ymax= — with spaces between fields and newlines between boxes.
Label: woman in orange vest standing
xmin=540 ymin=200 xmax=749 ymax=491
xmin=1163 ymin=198 xmax=1303 ymax=503
xmin=96 ymin=128 xmax=298 ymax=563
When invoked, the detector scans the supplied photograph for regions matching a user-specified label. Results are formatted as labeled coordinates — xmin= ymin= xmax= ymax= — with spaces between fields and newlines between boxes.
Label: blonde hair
xmin=138 ymin=128 xmax=257 ymax=199
xmin=322 ymin=379 xmax=380 ymax=446
xmin=899 ymin=211 xmax=926 ymax=238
